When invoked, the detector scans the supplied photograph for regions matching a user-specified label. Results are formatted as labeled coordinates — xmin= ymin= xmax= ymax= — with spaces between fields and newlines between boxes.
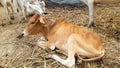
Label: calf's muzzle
xmin=17 ymin=33 xmax=24 ymax=39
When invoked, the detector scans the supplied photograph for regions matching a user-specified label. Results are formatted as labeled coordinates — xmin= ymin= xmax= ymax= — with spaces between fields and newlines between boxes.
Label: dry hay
xmin=0 ymin=2 xmax=120 ymax=68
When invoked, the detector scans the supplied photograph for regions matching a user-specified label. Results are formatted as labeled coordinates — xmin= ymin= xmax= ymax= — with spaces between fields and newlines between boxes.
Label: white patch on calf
xmin=50 ymin=45 xmax=55 ymax=50
xmin=40 ymin=36 xmax=47 ymax=41
xmin=50 ymin=41 xmax=60 ymax=50
xmin=51 ymin=54 xmax=75 ymax=67
xmin=22 ymin=29 xmax=28 ymax=37
xmin=37 ymin=41 xmax=47 ymax=49
xmin=40 ymin=17 xmax=45 ymax=24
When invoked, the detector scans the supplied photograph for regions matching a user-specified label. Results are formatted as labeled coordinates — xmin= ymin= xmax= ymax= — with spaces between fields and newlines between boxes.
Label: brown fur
xmin=23 ymin=14 xmax=105 ymax=67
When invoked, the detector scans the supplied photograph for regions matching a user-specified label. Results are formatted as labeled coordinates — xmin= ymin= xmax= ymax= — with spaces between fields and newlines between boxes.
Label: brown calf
xmin=18 ymin=14 xmax=105 ymax=67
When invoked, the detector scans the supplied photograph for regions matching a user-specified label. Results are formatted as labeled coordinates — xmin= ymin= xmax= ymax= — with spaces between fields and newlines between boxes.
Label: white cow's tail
xmin=78 ymin=50 xmax=105 ymax=61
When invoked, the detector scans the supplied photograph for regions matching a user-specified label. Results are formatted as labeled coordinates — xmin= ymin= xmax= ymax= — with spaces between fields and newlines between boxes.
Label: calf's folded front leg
xmin=51 ymin=50 xmax=75 ymax=68
xmin=37 ymin=40 xmax=55 ymax=50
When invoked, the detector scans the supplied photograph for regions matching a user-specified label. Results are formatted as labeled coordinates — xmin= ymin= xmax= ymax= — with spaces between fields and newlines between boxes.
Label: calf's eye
xmin=31 ymin=22 xmax=35 ymax=24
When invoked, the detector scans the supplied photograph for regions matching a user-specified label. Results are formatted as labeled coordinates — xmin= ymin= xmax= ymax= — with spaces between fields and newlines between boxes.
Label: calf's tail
xmin=77 ymin=50 xmax=105 ymax=61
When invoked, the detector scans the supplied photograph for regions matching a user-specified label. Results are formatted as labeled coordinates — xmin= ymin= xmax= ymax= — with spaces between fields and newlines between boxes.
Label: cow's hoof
xmin=1 ymin=23 xmax=5 ymax=26
xmin=9 ymin=21 xmax=13 ymax=24
xmin=84 ymin=23 xmax=95 ymax=28
xmin=10 ymin=15 xmax=14 ymax=20
xmin=17 ymin=20 xmax=21 ymax=23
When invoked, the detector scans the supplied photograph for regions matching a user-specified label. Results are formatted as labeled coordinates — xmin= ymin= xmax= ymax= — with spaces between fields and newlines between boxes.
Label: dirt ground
xmin=0 ymin=1 xmax=120 ymax=68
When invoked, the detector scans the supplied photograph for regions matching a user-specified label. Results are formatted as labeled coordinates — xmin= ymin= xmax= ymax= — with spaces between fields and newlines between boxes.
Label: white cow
xmin=16 ymin=0 xmax=46 ymax=20
xmin=25 ymin=0 xmax=46 ymax=16
xmin=50 ymin=0 xmax=120 ymax=27
xmin=0 ymin=0 xmax=20 ymax=23
xmin=0 ymin=0 xmax=46 ymax=23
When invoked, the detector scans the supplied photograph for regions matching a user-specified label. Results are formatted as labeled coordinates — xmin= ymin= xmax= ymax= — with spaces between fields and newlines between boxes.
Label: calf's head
xmin=17 ymin=14 xmax=51 ymax=39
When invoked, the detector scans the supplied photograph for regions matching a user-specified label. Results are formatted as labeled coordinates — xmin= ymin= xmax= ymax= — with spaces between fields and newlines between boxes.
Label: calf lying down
xmin=18 ymin=14 xmax=105 ymax=67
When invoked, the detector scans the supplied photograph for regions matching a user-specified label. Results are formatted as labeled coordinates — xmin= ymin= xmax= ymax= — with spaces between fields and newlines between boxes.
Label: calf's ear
xmin=39 ymin=17 xmax=54 ymax=26
xmin=39 ymin=17 xmax=46 ymax=24
xmin=31 ymin=13 xmax=40 ymax=19
xmin=34 ymin=14 xmax=40 ymax=19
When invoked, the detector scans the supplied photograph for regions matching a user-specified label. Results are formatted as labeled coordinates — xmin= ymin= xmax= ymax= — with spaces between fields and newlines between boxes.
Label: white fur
xmin=51 ymin=51 xmax=75 ymax=67
xmin=22 ymin=29 xmax=28 ymax=37
xmin=0 ymin=0 xmax=46 ymax=22
xmin=16 ymin=0 xmax=27 ymax=20
xmin=40 ymin=36 xmax=46 ymax=41
xmin=40 ymin=17 xmax=45 ymax=24
xmin=26 ymin=1 xmax=46 ymax=15
xmin=0 ymin=0 xmax=21 ymax=22
xmin=37 ymin=41 xmax=47 ymax=49
xmin=50 ymin=45 xmax=55 ymax=50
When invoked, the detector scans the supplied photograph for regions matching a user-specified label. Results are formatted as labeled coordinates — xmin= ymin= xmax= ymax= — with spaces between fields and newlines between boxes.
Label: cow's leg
xmin=11 ymin=0 xmax=21 ymax=23
xmin=51 ymin=49 xmax=75 ymax=68
xmin=21 ymin=3 xmax=26 ymax=20
xmin=17 ymin=3 xmax=22 ymax=17
xmin=87 ymin=0 xmax=94 ymax=27
xmin=18 ymin=0 xmax=26 ymax=21
xmin=3 ymin=4 xmax=12 ymax=23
